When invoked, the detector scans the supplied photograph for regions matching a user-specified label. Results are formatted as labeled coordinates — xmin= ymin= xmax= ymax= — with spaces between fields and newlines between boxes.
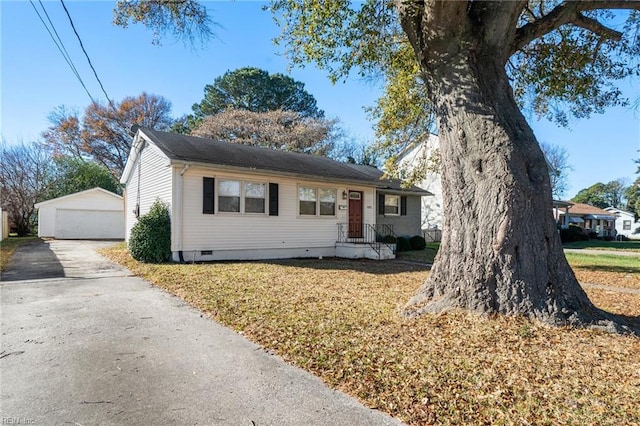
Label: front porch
xmin=336 ymin=223 xmax=396 ymax=260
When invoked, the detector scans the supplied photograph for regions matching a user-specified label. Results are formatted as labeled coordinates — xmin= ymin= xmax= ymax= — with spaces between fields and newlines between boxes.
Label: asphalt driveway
xmin=1 ymin=240 xmax=401 ymax=425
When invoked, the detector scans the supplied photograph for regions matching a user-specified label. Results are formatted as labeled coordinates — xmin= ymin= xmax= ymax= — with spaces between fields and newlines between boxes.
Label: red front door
xmin=348 ymin=191 xmax=363 ymax=238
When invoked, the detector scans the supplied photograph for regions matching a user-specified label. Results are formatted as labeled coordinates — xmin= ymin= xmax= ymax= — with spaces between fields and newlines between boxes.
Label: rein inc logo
xmin=1 ymin=418 xmax=35 ymax=425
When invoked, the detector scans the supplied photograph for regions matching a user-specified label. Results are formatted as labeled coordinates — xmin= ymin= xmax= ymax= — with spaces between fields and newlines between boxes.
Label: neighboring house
xmin=396 ymin=134 xmax=443 ymax=231
xmin=35 ymin=188 xmax=125 ymax=239
xmin=552 ymin=200 xmax=573 ymax=228
xmin=604 ymin=207 xmax=640 ymax=240
xmin=557 ymin=202 xmax=617 ymax=237
xmin=119 ymin=128 xmax=431 ymax=262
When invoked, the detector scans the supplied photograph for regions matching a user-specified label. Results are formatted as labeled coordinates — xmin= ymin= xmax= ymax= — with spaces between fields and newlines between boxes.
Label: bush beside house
xmin=129 ymin=200 xmax=171 ymax=263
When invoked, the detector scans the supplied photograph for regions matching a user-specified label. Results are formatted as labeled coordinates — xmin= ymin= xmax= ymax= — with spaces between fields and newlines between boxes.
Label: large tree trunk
xmin=397 ymin=3 xmax=633 ymax=331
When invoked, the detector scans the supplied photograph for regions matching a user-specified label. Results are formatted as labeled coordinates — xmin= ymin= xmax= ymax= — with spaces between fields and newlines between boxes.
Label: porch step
xmin=335 ymin=242 xmax=395 ymax=260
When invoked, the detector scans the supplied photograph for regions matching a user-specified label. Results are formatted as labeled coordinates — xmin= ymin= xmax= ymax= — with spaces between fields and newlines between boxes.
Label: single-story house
xmin=556 ymin=202 xmax=617 ymax=237
xmin=604 ymin=207 xmax=640 ymax=239
xmin=119 ymin=128 xmax=431 ymax=261
xmin=35 ymin=187 xmax=125 ymax=239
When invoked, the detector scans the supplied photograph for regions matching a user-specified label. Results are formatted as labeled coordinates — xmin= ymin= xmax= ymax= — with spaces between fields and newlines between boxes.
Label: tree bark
xmin=397 ymin=3 xmax=635 ymax=331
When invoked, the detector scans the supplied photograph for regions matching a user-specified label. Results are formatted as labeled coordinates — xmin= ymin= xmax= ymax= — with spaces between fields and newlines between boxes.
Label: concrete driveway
xmin=1 ymin=240 xmax=402 ymax=425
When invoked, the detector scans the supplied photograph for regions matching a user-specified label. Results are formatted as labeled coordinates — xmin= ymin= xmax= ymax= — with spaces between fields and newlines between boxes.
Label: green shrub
xmin=396 ymin=236 xmax=412 ymax=252
xmin=409 ymin=235 xmax=427 ymax=251
xmin=378 ymin=234 xmax=396 ymax=244
xmin=559 ymin=225 xmax=588 ymax=244
xmin=129 ymin=200 xmax=171 ymax=263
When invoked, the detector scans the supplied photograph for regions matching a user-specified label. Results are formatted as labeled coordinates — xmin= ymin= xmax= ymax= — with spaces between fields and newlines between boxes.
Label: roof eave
xmin=377 ymin=188 xmax=433 ymax=196
xmin=34 ymin=187 xmax=122 ymax=209
xmin=169 ymin=159 xmax=385 ymax=188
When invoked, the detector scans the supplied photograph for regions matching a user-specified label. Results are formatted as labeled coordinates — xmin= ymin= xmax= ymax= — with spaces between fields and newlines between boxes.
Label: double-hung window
xmin=299 ymin=186 xmax=336 ymax=216
xmin=384 ymin=195 xmax=400 ymax=216
xmin=299 ymin=186 xmax=317 ymax=215
xmin=218 ymin=180 xmax=241 ymax=213
xmin=204 ymin=178 xmax=270 ymax=215
xmin=245 ymin=183 xmax=266 ymax=214
xmin=319 ymin=189 xmax=336 ymax=216
xmin=623 ymin=220 xmax=631 ymax=230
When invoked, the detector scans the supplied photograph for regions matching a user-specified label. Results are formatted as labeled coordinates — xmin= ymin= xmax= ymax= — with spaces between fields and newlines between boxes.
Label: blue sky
xmin=1 ymin=1 xmax=639 ymax=199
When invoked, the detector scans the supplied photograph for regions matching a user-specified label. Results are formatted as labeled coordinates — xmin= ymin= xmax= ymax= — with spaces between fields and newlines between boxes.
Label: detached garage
xmin=35 ymin=188 xmax=125 ymax=239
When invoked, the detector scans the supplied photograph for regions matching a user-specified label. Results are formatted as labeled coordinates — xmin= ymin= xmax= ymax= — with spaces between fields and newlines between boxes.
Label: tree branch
xmin=511 ymin=0 xmax=640 ymax=55
xmin=574 ymin=14 xmax=623 ymax=40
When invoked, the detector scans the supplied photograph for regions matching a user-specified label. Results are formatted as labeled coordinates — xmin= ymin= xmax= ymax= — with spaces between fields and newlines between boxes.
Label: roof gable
xmin=342 ymin=164 xmax=431 ymax=195
xmin=35 ymin=187 xmax=122 ymax=208
xmin=604 ymin=207 xmax=634 ymax=217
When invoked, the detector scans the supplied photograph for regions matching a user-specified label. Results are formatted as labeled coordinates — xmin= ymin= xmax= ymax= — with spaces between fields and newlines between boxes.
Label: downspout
xmin=177 ymin=164 xmax=190 ymax=263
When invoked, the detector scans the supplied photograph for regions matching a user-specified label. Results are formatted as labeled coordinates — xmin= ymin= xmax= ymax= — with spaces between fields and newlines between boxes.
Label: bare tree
xmin=540 ymin=142 xmax=572 ymax=199
xmin=191 ymin=108 xmax=338 ymax=156
xmin=0 ymin=141 xmax=53 ymax=236
xmin=43 ymin=92 xmax=174 ymax=177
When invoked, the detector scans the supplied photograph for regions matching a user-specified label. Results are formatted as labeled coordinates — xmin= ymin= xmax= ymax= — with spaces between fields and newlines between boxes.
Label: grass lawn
xmin=566 ymin=252 xmax=640 ymax=292
xmin=101 ymin=245 xmax=640 ymax=425
xmin=563 ymin=240 xmax=640 ymax=252
xmin=0 ymin=236 xmax=39 ymax=272
xmin=396 ymin=243 xmax=440 ymax=263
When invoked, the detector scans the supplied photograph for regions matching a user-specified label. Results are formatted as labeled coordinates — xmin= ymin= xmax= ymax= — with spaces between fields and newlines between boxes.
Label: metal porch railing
xmin=337 ymin=223 xmax=397 ymax=258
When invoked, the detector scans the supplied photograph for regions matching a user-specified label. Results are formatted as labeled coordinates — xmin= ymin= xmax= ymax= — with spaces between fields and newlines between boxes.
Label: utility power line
xmin=28 ymin=0 xmax=96 ymax=104
xmin=59 ymin=0 xmax=116 ymax=111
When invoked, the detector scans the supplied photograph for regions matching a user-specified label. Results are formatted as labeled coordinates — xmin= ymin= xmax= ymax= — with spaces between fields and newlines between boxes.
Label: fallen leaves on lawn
xmin=101 ymin=247 xmax=640 ymax=426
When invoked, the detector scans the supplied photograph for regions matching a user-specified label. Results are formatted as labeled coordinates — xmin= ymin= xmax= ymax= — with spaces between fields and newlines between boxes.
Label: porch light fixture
xmin=342 ymin=190 xmax=348 ymax=200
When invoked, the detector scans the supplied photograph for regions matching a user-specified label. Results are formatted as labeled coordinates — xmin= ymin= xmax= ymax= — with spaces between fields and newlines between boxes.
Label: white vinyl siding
xmin=181 ymin=167 xmax=374 ymax=253
xmin=124 ymin=142 xmax=173 ymax=241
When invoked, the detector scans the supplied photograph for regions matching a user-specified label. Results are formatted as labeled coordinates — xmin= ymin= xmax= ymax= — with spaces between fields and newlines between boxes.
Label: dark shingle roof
xmin=140 ymin=128 xmax=380 ymax=185
xmin=139 ymin=128 xmax=428 ymax=196
xmin=342 ymin=164 xmax=432 ymax=195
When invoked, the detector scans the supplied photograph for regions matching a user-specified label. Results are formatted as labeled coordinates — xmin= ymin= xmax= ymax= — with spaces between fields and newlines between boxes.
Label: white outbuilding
xmin=35 ymin=187 xmax=124 ymax=239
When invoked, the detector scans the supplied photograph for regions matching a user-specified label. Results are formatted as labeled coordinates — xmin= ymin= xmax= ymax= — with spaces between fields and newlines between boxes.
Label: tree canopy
xmin=178 ymin=67 xmax=324 ymax=133
xmin=268 ymin=1 xmax=639 ymax=162
xmin=46 ymin=157 xmax=121 ymax=200
xmin=191 ymin=108 xmax=337 ymax=156
xmin=0 ymin=141 xmax=53 ymax=236
xmin=43 ymin=92 xmax=174 ymax=177
xmin=572 ymin=179 xmax=629 ymax=209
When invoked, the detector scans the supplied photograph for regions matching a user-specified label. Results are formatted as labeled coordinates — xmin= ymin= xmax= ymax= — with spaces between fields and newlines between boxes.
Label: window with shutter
xmin=203 ymin=177 xmax=215 ymax=214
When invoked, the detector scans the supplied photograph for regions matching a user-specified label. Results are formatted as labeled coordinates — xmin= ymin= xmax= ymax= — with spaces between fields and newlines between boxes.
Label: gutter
xmin=168 ymin=159 xmax=388 ymax=188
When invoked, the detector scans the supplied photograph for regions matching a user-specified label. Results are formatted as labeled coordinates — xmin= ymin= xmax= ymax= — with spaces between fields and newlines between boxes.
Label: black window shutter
xmin=203 ymin=177 xmax=215 ymax=214
xmin=269 ymin=183 xmax=279 ymax=216
xmin=400 ymin=196 xmax=407 ymax=216
xmin=378 ymin=194 xmax=385 ymax=215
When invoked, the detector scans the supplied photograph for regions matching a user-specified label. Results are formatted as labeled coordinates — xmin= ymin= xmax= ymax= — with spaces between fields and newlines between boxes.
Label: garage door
xmin=55 ymin=209 xmax=124 ymax=239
